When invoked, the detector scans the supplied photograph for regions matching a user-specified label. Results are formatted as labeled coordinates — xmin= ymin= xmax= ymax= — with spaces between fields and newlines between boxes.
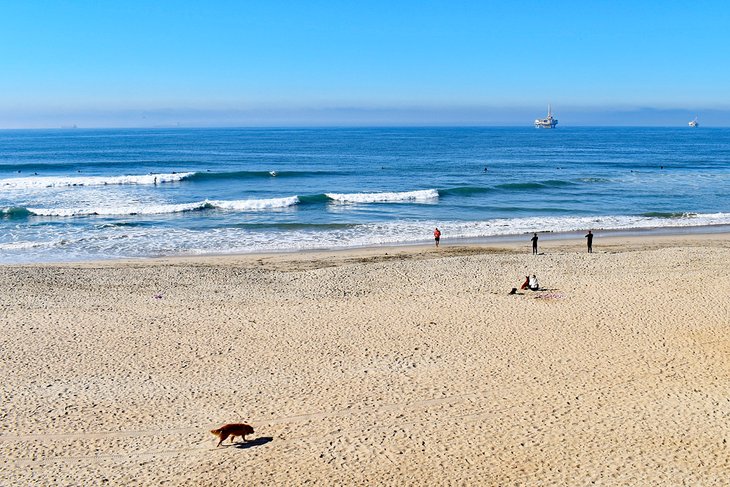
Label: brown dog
xmin=210 ymin=423 xmax=254 ymax=447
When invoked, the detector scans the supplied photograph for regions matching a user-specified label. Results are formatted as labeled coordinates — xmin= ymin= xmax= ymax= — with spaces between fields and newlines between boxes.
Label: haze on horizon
xmin=1 ymin=1 xmax=729 ymax=129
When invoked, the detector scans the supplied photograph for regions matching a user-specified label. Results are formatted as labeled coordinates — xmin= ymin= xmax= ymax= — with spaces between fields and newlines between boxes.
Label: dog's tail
xmin=210 ymin=428 xmax=222 ymax=436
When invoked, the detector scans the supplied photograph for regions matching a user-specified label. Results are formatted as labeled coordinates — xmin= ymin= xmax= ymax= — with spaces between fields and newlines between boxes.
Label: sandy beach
xmin=2 ymin=233 xmax=730 ymax=485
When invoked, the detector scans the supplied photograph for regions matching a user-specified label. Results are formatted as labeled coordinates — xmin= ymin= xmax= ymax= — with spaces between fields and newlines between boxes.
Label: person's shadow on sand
xmin=232 ymin=437 xmax=273 ymax=449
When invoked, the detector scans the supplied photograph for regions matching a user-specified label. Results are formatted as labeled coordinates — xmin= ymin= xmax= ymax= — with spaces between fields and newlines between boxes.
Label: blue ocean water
xmin=1 ymin=127 xmax=729 ymax=263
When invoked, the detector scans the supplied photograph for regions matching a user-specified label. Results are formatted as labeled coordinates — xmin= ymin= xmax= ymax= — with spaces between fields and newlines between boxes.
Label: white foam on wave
xmin=208 ymin=196 xmax=299 ymax=210
xmin=6 ymin=211 xmax=730 ymax=264
xmin=347 ymin=212 xmax=730 ymax=246
xmin=27 ymin=201 xmax=207 ymax=217
xmin=0 ymin=172 xmax=195 ymax=190
xmin=0 ymin=241 xmax=47 ymax=250
xmin=198 ymin=212 xmax=730 ymax=252
xmin=325 ymin=189 xmax=439 ymax=203
xmin=25 ymin=196 xmax=300 ymax=217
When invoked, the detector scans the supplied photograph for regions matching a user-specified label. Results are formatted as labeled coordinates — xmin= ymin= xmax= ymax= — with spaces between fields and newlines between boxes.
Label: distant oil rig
xmin=534 ymin=105 xmax=558 ymax=128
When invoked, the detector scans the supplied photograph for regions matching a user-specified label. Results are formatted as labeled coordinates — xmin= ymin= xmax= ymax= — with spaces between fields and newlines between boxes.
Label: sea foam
xmin=27 ymin=201 xmax=207 ymax=217
xmin=24 ymin=196 xmax=300 ymax=217
xmin=325 ymin=189 xmax=439 ymax=203
xmin=207 ymin=196 xmax=299 ymax=210
xmin=5 ymin=211 xmax=730 ymax=264
xmin=0 ymin=172 xmax=194 ymax=190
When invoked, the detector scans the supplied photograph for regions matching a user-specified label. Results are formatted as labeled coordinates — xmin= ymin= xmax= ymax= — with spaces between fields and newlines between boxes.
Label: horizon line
xmin=0 ymin=123 xmax=727 ymax=131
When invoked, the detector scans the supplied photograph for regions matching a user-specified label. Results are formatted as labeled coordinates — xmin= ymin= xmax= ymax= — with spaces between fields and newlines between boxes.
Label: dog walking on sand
xmin=210 ymin=423 xmax=254 ymax=447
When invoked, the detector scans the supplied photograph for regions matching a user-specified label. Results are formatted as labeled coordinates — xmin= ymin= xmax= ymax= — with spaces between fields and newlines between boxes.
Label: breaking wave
xmin=0 ymin=172 xmax=194 ymax=189
xmin=325 ymin=189 xmax=439 ymax=203
xmin=21 ymin=196 xmax=300 ymax=217
xmin=0 ymin=169 xmax=343 ymax=191
xmin=6 ymin=212 xmax=730 ymax=264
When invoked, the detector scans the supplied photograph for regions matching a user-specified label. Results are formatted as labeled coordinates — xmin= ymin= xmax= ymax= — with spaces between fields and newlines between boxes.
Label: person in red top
xmin=520 ymin=275 xmax=530 ymax=290
xmin=433 ymin=227 xmax=441 ymax=247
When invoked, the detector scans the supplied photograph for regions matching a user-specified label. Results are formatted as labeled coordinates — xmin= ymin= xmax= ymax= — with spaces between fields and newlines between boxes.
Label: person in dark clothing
xmin=531 ymin=233 xmax=539 ymax=255
xmin=585 ymin=230 xmax=593 ymax=253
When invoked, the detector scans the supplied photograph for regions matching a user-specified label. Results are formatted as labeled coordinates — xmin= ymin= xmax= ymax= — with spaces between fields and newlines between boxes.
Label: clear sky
xmin=1 ymin=1 xmax=729 ymax=127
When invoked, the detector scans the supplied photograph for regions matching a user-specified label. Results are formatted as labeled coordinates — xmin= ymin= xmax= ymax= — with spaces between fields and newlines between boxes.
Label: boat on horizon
xmin=534 ymin=105 xmax=558 ymax=129
xmin=688 ymin=116 xmax=699 ymax=128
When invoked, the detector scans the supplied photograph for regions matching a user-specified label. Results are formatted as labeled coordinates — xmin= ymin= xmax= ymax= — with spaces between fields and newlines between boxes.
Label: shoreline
xmin=6 ymin=224 xmax=730 ymax=268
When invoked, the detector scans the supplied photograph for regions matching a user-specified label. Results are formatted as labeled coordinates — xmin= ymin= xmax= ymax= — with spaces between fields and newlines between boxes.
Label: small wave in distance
xmin=183 ymin=169 xmax=341 ymax=182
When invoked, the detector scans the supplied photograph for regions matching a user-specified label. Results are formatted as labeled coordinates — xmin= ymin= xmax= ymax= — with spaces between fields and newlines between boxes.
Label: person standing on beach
xmin=585 ymin=230 xmax=594 ymax=253
xmin=531 ymin=233 xmax=539 ymax=255
xmin=433 ymin=227 xmax=441 ymax=247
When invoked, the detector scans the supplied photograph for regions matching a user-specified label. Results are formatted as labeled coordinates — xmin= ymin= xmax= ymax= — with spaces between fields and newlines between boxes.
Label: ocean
xmin=1 ymin=126 xmax=729 ymax=264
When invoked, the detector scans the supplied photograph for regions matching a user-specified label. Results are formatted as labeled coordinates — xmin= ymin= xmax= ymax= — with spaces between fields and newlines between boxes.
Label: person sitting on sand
xmin=520 ymin=276 xmax=530 ymax=290
xmin=528 ymin=274 xmax=539 ymax=291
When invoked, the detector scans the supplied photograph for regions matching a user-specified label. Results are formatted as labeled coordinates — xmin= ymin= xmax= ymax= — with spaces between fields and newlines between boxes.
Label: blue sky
xmin=1 ymin=1 xmax=729 ymax=127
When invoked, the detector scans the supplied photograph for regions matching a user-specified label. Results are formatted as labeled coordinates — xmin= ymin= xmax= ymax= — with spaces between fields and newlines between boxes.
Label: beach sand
xmin=2 ymin=233 xmax=730 ymax=485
